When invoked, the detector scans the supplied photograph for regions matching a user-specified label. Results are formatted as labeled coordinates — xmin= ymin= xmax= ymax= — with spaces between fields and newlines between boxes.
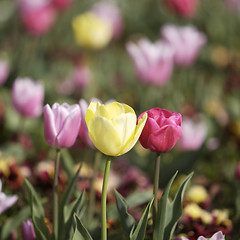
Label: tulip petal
xmin=118 ymin=113 xmax=147 ymax=156
xmin=85 ymin=101 xmax=101 ymax=126
xmin=88 ymin=116 xmax=122 ymax=156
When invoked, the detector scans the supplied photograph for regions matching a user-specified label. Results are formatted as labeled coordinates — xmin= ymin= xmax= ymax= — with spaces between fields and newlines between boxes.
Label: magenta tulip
xmin=126 ymin=38 xmax=174 ymax=86
xmin=12 ymin=78 xmax=44 ymax=118
xmin=0 ymin=60 xmax=9 ymax=86
xmin=52 ymin=0 xmax=74 ymax=11
xmin=138 ymin=108 xmax=182 ymax=153
xmin=21 ymin=219 xmax=36 ymax=240
xmin=164 ymin=0 xmax=198 ymax=18
xmin=43 ymin=103 xmax=81 ymax=148
xmin=161 ymin=24 xmax=206 ymax=66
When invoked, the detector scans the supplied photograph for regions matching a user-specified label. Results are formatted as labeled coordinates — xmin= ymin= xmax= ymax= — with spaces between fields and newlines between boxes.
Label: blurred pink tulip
xmin=0 ymin=60 xmax=9 ymax=86
xmin=126 ymin=39 xmax=174 ymax=86
xmin=178 ymin=117 xmax=207 ymax=151
xmin=43 ymin=103 xmax=81 ymax=148
xmin=0 ymin=179 xmax=18 ymax=215
xmin=72 ymin=64 xmax=92 ymax=89
xmin=138 ymin=108 xmax=182 ymax=153
xmin=52 ymin=0 xmax=74 ymax=11
xmin=78 ymin=99 xmax=94 ymax=148
xmin=224 ymin=0 xmax=240 ymax=11
xmin=12 ymin=78 xmax=44 ymax=118
xmin=21 ymin=219 xmax=36 ymax=240
xmin=165 ymin=0 xmax=198 ymax=18
xmin=91 ymin=2 xmax=123 ymax=39
xmin=198 ymin=231 xmax=225 ymax=240
xmin=161 ymin=24 xmax=206 ymax=66
xmin=17 ymin=0 xmax=56 ymax=36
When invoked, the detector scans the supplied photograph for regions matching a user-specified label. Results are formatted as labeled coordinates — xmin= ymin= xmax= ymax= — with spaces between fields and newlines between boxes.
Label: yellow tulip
xmin=72 ymin=12 xmax=113 ymax=50
xmin=85 ymin=102 xmax=147 ymax=156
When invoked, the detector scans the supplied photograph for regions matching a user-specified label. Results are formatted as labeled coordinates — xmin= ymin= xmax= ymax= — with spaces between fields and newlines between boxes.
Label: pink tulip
xmin=0 ymin=179 xmax=18 ymax=215
xmin=138 ymin=108 xmax=182 ymax=153
xmin=12 ymin=78 xmax=44 ymax=118
xmin=43 ymin=103 xmax=81 ymax=148
xmin=21 ymin=219 xmax=36 ymax=240
xmin=178 ymin=117 xmax=207 ymax=151
xmin=72 ymin=64 xmax=92 ymax=89
xmin=180 ymin=231 xmax=225 ymax=240
xmin=78 ymin=99 xmax=94 ymax=148
xmin=17 ymin=0 xmax=56 ymax=36
xmin=161 ymin=24 xmax=206 ymax=66
xmin=91 ymin=2 xmax=123 ymax=39
xmin=164 ymin=0 xmax=198 ymax=18
xmin=0 ymin=60 xmax=9 ymax=86
xmin=126 ymin=39 xmax=174 ymax=86
xmin=224 ymin=0 xmax=240 ymax=11
xmin=52 ymin=0 xmax=74 ymax=11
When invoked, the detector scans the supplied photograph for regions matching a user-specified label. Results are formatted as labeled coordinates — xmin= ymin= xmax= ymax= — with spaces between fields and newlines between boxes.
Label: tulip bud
xmin=21 ymin=219 xmax=36 ymax=240
xmin=43 ymin=103 xmax=81 ymax=148
xmin=126 ymin=39 xmax=174 ymax=86
xmin=12 ymin=78 xmax=44 ymax=118
xmin=138 ymin=108 xmax=182 ymax=153
xmin=161 ymin=24 xmax=206 ymax=67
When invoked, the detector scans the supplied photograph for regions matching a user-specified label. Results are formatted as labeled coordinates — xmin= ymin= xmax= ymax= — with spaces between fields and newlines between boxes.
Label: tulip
xmin=126 ymin=38 xmax=174 ymax=86
xmin=161 ymin=24 xmax=206 ymax=66
xmin=17 ymin=0 xmax=56 ymax=36
xmin=224 ymin=0 xmax=240 ymax=11
xmin=91 ymin=2 xmax=123 ymax=39
xmin=85 ymin=101 xmax=147 ymax=156
xmin=52 ymin=0 xmax=74 ymax=11
xmin=72 ymin=64 xmax=92 ymax=89
xmin=138 ymin=108 xmax=182 ymax=153
xmin=179 ymin=231 xmax=225 ymax=240
xmin=72 ymin=12 xmax=113 ymax=50
xmin=164 ymin=0 xmax=198 ymax=18
xmin=12 ymin=78 xmax=44 ymax=118
xmin=21 ymin=219 xmax=36 ymax=240
xmin=0 ymin=179 xmax=18 ymax=215
xmin=0 ymin=60 xmax=9 ymax=86
xmin=43 ymin=103 xmax=81 ymax=148
xmin=178 ymin=117 xmax=207 ymax=151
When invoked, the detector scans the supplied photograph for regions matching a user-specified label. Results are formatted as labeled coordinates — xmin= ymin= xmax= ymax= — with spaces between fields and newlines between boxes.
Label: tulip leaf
xmin=61 ymin=149 xmax=76 ymax=178
xmin=72 ymin=214 xmax=93 ymax=240
xmin=130 ymin=198 xmax=154 ymax=240
xmin=126 ymin=191 xmax=153 ymax=208
xmin=24 ymin=179 xmax=51 ymax=240
xmin=114 ymin=189 xmax=136 ymax=234
xmin=1 ymin=206 xmax=31 ymax=240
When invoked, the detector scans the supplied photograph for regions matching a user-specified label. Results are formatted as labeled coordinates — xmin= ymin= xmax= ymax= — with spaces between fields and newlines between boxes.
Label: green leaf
xmin=72 ymin=214 xmax=93 ymax=240
xmin=61 ymin=149 xmax=76 ymax=179
xmin=164 ymin=172 xmax=193 ymax=240
xmin=114 ymin=190 xmax=136 ymax=234
xmin=126 ymin=191 xmax=153 ymax=208
xmin=1 ymin=206 xmax=31 ymax=239
xmin=153 ymin=172 xmax=178 ymax=240
xmin=24 ymin=179 xmax=51 ymax=240
xmin=130 ymin=198 xmax=154 ymax=240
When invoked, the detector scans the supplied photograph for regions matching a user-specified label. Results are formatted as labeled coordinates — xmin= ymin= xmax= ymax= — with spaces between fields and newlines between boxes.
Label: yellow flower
xmin=72 ymin=12 xmax=113 ymax=50
xmin=85 ymin=102 xmax=147 ymax=156
xmin=186 ymin=185 xmax=209 ymax=204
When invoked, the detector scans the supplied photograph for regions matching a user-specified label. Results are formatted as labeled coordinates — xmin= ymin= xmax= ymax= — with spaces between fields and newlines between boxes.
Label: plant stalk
xmin=53 ymin=148 xmax=61 ymax=240
xmin=101 ymin=156 xmax=111 ymax=240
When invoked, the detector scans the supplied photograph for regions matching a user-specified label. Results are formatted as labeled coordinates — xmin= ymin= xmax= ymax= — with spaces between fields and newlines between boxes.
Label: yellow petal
xmin=112 ymin=113 xmax=136 ymax=146
xmin=105 ymin=102 xmax=135 ymax=118
xmin=88 ymin=116 xmax=122 ymax=156
xmin=85 ymin=101 xmax=101 ymax=127
xmin=95 ymin=104 xmax=112 ymax=119
xmin=117 ymin=113 xmax=147 ymax=156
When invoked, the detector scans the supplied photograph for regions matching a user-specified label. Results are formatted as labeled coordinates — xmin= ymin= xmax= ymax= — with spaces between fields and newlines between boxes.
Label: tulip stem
xmin=53 ymin=148 xmax=61 ymax=240
xmin=88 ymin=151 xmax=101 ymax=226
xmin=153 ymin=153 xmax=161 ymax=227
xmin=101 ymin=156 xmax=111 ymax=240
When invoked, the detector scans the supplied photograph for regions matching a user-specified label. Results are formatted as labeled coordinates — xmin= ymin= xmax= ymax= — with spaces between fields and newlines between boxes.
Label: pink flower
xmin=178 ymin=117 xmax=207 ymax=151
xmin=21 ymin=219 xmax=36 ymax=240
xmin=17 ymin=0 xmax=56 ymax=36
xmin=138 ymin=108 xmax=182 ymax=153
xmin=52 ymin=0 xmax=74 ymax=11
xmin=43 ymin=103 xmax=81 ymax=148
xmin=0 ymin=60 xmax=9 ymax=86
xmin=91 ymin=2 xmax=123 ymax=39
xmin=72 ymin=64 xmax=92 ymax=89
xmin=198 ymin=231 xmax=225 ymax=240
xmin=0 ymin=179 xmax=18 ymax=215
xmin=126 ymin=39 xmax=174 ymax=86
xmin=164 ymin=0 xmax=198 ymax=18
xmin=224 ymin=0 xmax=240 ymax=11
xmin=161 ymin=24 xmax=206 ymax=66
xmin=12 ymin=78 xmax=44 ymax=118
xmin=78 ymin=99 xmax=94 ymax=148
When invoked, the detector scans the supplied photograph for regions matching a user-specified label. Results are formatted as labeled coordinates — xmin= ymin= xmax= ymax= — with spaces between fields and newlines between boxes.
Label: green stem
xmin=53 ymin=148 xmax=61 ymax=240
xmin=88 ymin=151 xmax=101 ymax=226
xmin=101 ymin=156 xmax=111 ymax=240
xmin=153 ymin=153 xmax=161 ymax=226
